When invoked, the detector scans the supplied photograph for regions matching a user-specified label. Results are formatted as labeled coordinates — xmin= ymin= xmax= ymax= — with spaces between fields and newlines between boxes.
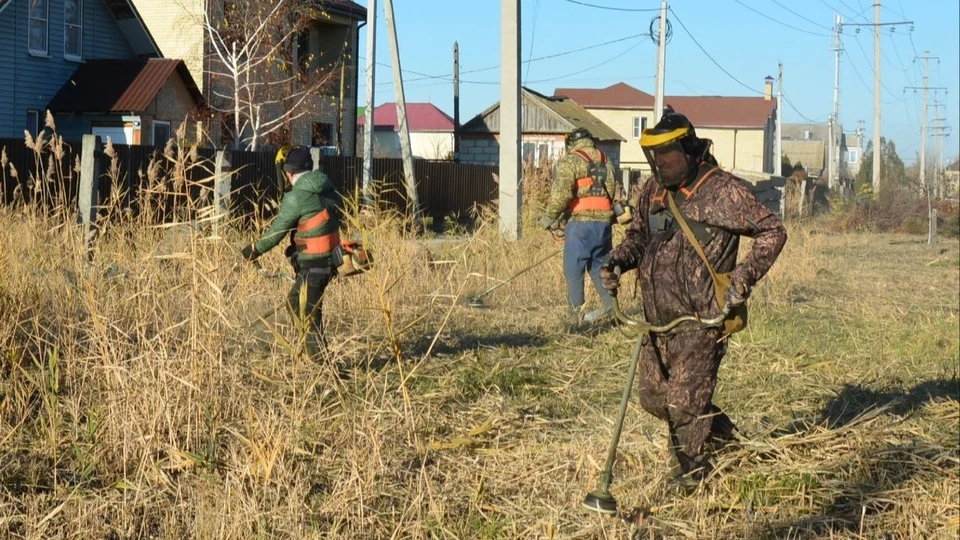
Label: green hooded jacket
xmin=254 ymin=169 xmax=342 ymax=263
xmin=545 ymin=138 xmax=617 ymax=224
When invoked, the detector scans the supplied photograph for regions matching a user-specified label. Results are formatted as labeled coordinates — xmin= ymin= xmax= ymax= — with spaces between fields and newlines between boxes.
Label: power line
xmin=669 ymin=7 xmax=763 ymax=95
xmin=818 ymin=0 xmax=869 ymax=21
xmin=852 ymin=33 xmax=903 ymax=100
xmin=366 ymin=32 xmax=649 ymax=86
xmin=560 ymin=0 xmax=660 ymax=12
xmin=781 ymin=90 xmax=824 ymax=123
xmin=527 ymin=41 xmax=643 ymax=84
xmin=767 ymin=0 xmax=835 ymax=32
xmin=731 ymin=0 xmax=833 ymax=37
xmin=525 ymin=0 xmax=542 ymax=83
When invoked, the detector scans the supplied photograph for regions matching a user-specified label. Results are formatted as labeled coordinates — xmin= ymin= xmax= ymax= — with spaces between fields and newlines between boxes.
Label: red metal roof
xmin=553 ymin=82 xmax=776 ymax=129
xmin=663 ymin=96 xmax=776 ymax=129
xmin=48 ymin=58 xmax=203 ymax=113
xmin=357 ymin=103 xmax=455 ymax=132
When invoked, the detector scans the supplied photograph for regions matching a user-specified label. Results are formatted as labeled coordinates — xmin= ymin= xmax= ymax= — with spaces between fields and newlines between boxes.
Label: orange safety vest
xmin=294 ymin=208 xmax=341 ymax=255
xmin=566 ymin=149 xmax=613 ymax=213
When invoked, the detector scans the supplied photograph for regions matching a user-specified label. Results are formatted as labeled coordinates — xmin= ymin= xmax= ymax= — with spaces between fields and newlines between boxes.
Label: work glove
xmin=538 ymin=214 xmax=556 ymax=230
xmin=724 ymin=278 xmax=750 ymax=309
xmin=599 ymin=262 xmax=622 ymax=297
xmin=240 ymin=243 xmax=260 ymax=262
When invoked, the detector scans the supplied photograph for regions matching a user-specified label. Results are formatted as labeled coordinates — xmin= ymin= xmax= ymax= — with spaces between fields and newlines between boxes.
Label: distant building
xmin=945 ymin=159 xmax=959 ymax=199
xmin=0 ymin=0 xmax=203 ymax=144
xmin=130 ymin=0 xmax=366 ymax=151
xmin=781 ymin=123 xmax=860 ymax=183
xmin=357 ymin=103 xmax=456 ymax=160
xmin=555 ymin=79 xmax=778 ymax=175
xmin=459 ymin=87 xmax=624 ymax=167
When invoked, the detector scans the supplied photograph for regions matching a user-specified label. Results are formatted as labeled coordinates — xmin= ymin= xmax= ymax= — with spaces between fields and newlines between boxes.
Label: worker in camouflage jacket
xmin=540 ymin=128 xmax=619 ymax=329
xmin=241 ymin=146 xmax=342 ymax=359
xmin=599 ymin=112 xmax=787 ymax=483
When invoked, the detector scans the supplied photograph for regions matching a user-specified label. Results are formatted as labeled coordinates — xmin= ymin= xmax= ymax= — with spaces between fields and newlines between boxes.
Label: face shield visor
xmin=640 ymin=126 xmax=693 ymax=188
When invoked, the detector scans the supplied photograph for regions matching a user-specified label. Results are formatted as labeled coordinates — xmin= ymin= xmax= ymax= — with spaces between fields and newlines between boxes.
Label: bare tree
xmin=202 ymin=0 xmax=342 ymax=150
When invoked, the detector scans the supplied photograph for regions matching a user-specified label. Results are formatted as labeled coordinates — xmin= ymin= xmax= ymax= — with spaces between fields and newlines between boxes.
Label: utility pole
xmin=905 ymin=52 xmax=946 ymax=247
xmin=828 ymin=114 xmax=835 ymax=190
xmin=931 ymin=101 xmax=949 ymax=198
xmin=905 ymin=52 xmax=945 ymax=195
xmin=362 ymin=0 xmax=377 ymax=207
xmin=653 ymin=1 xmax=668 ymax=124
xmin=383 ymin=0 xmax=421 ymax=230
xmin=499 ymin=0 xmax=521 ymax=240
xmin=775 ymin=62 xmax=783 ymax=177
xmin=843 ymin=4 xmax=911 ymax=195
xmin=831 ymin=13 xmax=843 ymax=191
xmin=453 ymin=41 xmax=460 ymax=162
xmin=872 ymin=1 xmax=881 ymax=193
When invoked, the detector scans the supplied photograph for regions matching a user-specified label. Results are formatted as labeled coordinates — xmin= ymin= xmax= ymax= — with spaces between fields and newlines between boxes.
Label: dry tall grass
xmin=1 ymin=152 xmax=958 ymax=538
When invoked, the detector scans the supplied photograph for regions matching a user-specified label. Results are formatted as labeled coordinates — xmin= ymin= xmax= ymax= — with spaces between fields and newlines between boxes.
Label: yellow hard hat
xmin=275 ymin=145 xmax=294 ymax=165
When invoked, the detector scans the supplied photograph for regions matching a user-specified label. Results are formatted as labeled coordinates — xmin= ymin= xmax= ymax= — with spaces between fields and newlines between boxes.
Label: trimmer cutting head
xmin=467 ymin=295 xmax=486 ymax=308
xmin=582 ymin=490 xmax=618 ymax=515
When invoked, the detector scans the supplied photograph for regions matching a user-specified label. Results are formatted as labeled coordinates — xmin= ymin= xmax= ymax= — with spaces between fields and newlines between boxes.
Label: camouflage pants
xmin=637 ymin=328 xmax=731 ymax=469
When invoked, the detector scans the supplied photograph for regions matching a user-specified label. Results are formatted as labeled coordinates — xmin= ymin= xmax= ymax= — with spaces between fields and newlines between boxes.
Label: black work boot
xmin=666 ymin=427 xmax=710 ymax=492
xmin=706 ymin=407 xmax=740 ymax=453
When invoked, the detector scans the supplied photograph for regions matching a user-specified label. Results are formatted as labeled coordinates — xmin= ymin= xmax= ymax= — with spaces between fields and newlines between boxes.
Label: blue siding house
xmin=0 ymin=0 xmax=198 ymax=143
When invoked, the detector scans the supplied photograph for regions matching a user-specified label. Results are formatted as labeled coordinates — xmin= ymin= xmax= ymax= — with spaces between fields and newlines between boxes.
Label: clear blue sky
xmin=358 ymin=0 xmax=959 ymax=166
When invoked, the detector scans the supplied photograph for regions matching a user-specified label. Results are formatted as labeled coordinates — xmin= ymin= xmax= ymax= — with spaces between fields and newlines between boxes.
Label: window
xmin=632 ymin=116 xmax=647 ymax=139
xmin=312 ymin=122 xmax=333 ymax=146
xmin=522 ymin=142 xmax=535 ymax=163
xmin=522 ymin=142 xmax=551 ymax=165
xmin=26 ymin=110 xmax=40 ymax=137
xmin=28 ymin=0 xmax=49 ymax=55
xmin=153 ymin=121 xmax=171 ymax=146
xmin=847 ymin=149 xmax=858 ymax=164
xmin=64 ymin=0 xmax=82 ymax=59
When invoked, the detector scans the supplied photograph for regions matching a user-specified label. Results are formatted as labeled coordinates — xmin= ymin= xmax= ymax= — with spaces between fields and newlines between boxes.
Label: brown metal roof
xmin=48 ymin=58 xmax=203 ymax=114
xmin=461 ymin=88 xmax=624 ymax=142
xmin=554 ymin=82 xmax=655 ymax=109
xmin=554 ymin=82 xmax=777 ymax=129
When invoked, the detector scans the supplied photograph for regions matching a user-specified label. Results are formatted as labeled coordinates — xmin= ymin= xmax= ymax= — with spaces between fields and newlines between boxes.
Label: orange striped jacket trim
xmin=294 ymin=231 xmax=341 ymax=255
xmin=297 ymin=209 xmax=331 ymax=232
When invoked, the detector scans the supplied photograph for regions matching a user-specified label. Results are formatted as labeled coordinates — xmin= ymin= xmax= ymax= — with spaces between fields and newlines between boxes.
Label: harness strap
xmin=568 ymin=149 xmax=612 ymax=213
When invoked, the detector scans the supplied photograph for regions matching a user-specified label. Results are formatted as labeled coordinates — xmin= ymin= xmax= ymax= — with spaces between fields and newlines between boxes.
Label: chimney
xmin=764 ymin=76 xmax=774 ymax=100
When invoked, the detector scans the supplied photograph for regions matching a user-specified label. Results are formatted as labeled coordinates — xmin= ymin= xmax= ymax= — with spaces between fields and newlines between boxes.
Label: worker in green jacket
xmin=241 ymin=146 xmax=342 ymax=359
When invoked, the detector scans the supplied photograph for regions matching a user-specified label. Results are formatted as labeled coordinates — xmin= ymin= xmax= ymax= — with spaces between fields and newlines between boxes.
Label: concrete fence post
xmin=798 ymin=178 xmax=807 ymax=219
xmin=79 ymin=134 xmax=101 ymax=259
xmin=621 ymin=169 xmax=630 ymax=201
xmin=310 ymin=147 xmax=322 ymax=171
xmin=929 ymin=208 xmax=938 ymax=250
xmin=213 ymin=150 xmax=232 ymax=234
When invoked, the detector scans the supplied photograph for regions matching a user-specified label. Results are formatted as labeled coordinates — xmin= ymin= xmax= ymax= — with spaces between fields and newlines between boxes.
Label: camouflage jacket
xmin=610 ymin=164 xmax=787 ymax=326
xmin=544 ymin=139 xmax=617 ymax=223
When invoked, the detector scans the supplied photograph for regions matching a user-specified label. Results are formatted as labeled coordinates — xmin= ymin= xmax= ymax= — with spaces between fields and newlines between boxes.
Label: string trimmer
xmin=467 ymin=247 xmax=562 ymax=308
xmin=581 ymin=299 xmax=730 ymax=516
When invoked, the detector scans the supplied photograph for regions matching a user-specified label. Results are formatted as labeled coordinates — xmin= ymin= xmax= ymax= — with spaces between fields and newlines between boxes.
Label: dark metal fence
xmin=0 ymin=138 xmax=499 ymax=227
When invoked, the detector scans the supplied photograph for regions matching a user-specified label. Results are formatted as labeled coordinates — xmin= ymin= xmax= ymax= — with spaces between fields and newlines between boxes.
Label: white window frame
xmin=28 ymin=0 xmax=49 ymax=56
xmin=152 ymin=121 xmax=171 ymax=146
xmin=847 ymin=149 xmax=858 ymax=164
xmin=632 ymin=116 xmax=647 ymax=139
xmin=63 ymin=0 xmax=82 ymax=60
xmin=26 ymin=110 xmax=41 ymax=137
